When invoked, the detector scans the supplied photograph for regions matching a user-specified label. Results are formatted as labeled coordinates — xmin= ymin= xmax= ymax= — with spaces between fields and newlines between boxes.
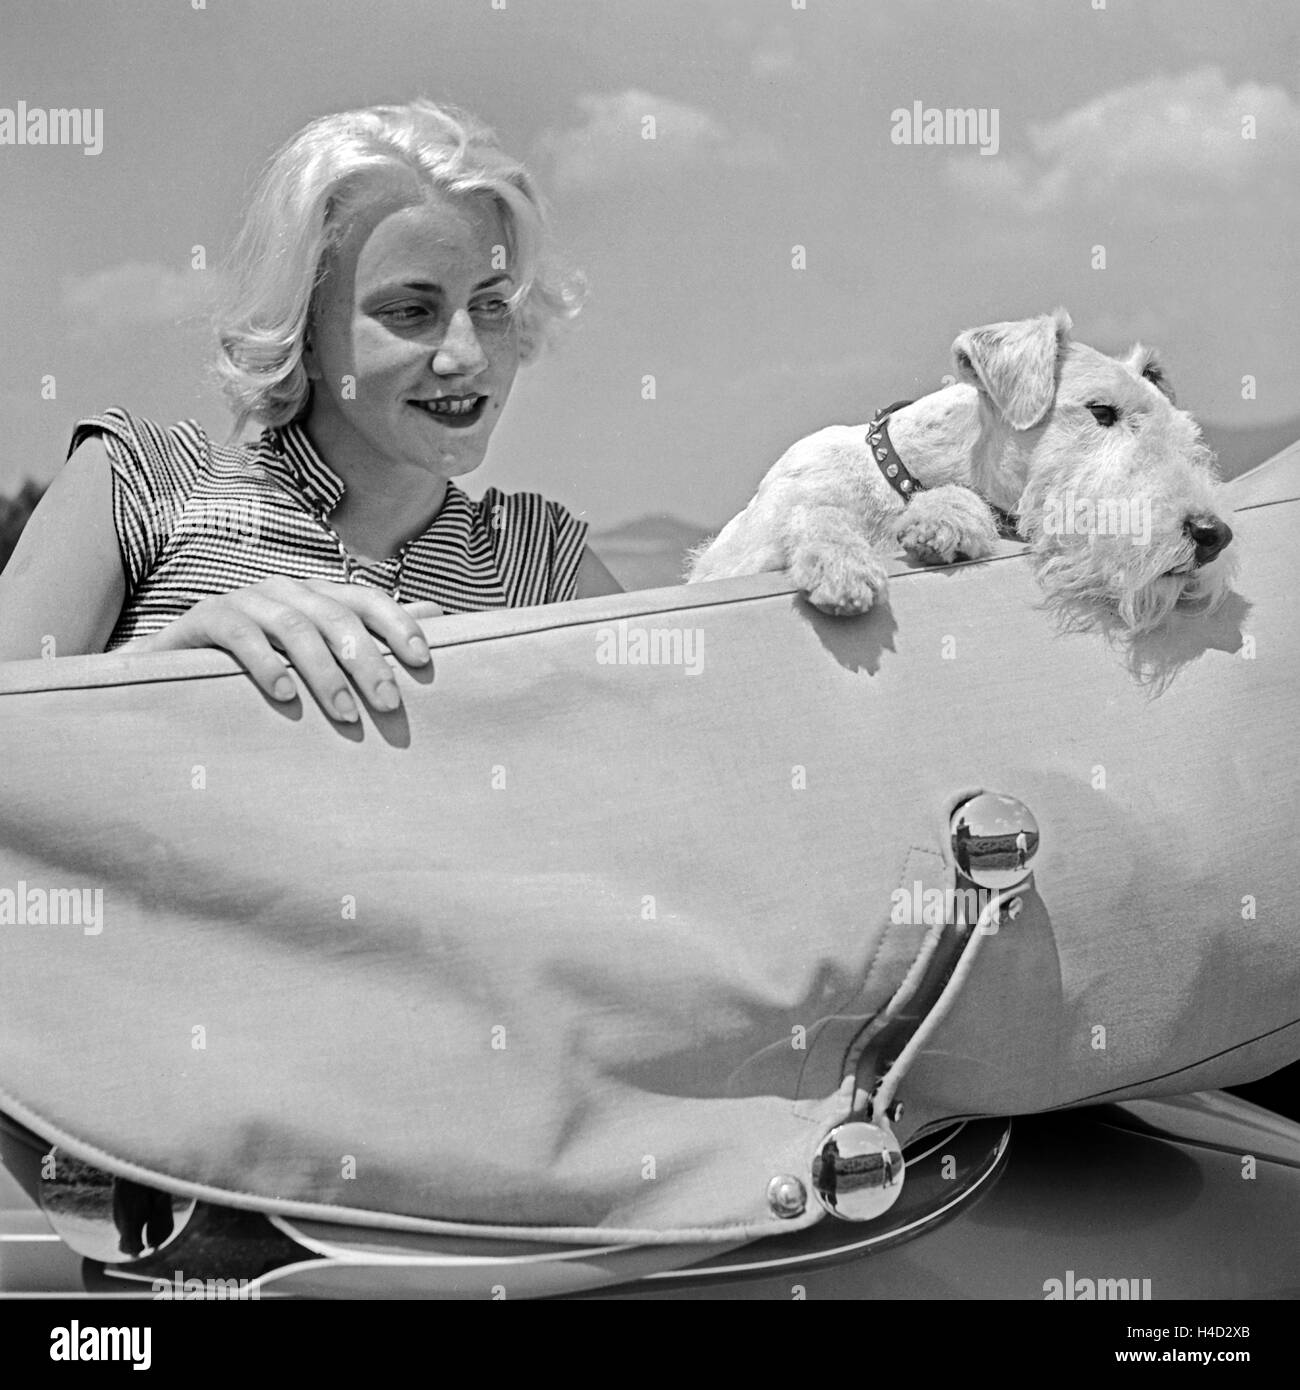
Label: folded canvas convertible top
xmin=0 ymin=449 xmax=1296 ymax=1244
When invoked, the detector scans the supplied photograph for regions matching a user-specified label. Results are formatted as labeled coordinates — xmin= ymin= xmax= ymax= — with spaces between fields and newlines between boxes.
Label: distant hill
xmin=589 ymin=514 xmax=717 ymax=592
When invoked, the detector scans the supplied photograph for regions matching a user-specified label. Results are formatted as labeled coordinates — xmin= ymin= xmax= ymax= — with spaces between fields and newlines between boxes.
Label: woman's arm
xmin=573 ymin=547 xmax=622 ymax=599
xmin=0 ymin=438 xmax=434 ymax=721
xmin=0 ymin=438 xmax=125 ymax=660
xmin=0 ymin=448 xmax=613 ymax=712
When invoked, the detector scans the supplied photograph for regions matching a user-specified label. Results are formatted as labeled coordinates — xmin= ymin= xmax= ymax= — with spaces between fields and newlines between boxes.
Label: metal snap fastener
xmin=812 ymin=1119 xmax=905 ymax=1221
xmin=950 ymin=792 xmax=1040 ymax=891
xmin=767 ymin=1173 xmax=807 ymax=1219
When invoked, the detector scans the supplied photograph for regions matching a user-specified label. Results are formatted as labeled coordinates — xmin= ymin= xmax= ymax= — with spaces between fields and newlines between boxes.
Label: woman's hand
xmin=123 ymin=577 xmax=440 ymax=721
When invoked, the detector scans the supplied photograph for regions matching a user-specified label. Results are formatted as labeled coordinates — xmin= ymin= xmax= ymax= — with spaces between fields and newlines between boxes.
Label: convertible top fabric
xmin=0 ymin=449 xmax=1296 ymax=1243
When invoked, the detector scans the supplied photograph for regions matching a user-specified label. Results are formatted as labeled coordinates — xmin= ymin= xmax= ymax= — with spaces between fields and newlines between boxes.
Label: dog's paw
xmin=788 ymin=544 xmax=889 ymax=616
xmin=896 ymin=492 xmax=1000 ymax=566
xmin=898 ymin=516 xmax=974 ymax=565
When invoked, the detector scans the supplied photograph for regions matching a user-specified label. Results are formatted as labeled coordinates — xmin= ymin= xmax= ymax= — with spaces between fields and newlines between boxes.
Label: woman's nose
xmin=433 ymin=308 xmax=488 ymax=375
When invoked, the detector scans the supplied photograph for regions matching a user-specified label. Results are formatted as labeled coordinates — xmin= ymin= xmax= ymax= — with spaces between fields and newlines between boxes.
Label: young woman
xmin=0 ymin=99 xmax=621 ymax=722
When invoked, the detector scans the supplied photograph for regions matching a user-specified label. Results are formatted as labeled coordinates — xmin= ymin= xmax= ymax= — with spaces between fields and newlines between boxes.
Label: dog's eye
xmin=1087 ymin=402 xmax=1119 ymax=427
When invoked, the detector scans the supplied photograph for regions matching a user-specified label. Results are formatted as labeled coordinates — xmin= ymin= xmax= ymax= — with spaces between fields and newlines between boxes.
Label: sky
xmin=1 ymin=0 xmax=1296 ymax=532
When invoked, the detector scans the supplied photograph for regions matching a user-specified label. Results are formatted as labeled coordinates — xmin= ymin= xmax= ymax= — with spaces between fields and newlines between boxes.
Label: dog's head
xmin=952 ymin=308 xmax=1236 ymax=634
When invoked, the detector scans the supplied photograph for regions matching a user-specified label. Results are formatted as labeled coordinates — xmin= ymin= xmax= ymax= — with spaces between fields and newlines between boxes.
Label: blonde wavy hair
xmin=213 ymin=98 xmax=584 ymax=434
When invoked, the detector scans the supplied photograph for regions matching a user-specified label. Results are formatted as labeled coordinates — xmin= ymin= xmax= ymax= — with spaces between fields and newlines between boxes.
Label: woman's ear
xmin=951 ymin=308 xmax=1072 ymax=430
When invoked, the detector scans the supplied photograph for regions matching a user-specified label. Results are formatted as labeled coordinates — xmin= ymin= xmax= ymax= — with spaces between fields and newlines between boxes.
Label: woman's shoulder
xmin=69 ymin=407 xmax=211 ymax=463
xmin=470 ymin=486 xmax=590 ymax=605
xmin=68 ymin=408 xmax=269 ymax=485
xmin=472 ymin=485 xmax=589 ymax=535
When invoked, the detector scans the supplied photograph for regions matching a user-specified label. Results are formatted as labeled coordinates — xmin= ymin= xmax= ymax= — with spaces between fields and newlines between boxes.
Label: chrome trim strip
xmin=268 ymin=1215 xmax=637 ymax=1267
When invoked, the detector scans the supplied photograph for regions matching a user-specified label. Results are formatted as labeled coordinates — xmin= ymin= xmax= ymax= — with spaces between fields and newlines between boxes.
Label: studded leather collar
xmin=867 ymin=400 xmax=925 ymax=501
xmin=868 ymin=400 xmax=1021 ymax=537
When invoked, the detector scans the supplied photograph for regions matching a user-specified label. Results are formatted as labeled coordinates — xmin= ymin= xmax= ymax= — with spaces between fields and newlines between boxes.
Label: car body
xmin=1 ymin=444 xmax=1297 ymax=1299
xmin=3 ymin=1090 xmax=1299 ymax=1298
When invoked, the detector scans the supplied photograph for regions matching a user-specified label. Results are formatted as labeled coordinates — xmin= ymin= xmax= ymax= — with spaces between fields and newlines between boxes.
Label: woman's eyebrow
xmin=372 ymin=273 xmax=514 ymax=295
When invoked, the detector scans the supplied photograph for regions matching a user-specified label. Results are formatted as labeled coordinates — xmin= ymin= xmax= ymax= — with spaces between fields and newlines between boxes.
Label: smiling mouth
xmin=410 ymin=394 xmax=487 ymax=426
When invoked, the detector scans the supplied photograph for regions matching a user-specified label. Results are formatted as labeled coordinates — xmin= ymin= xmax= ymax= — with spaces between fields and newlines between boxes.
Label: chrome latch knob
xmin=811 ymin=1118 xmax=905 ymax=1221
xmin=950 ymin=792 xmax=1040 ymax=892
xmin=38 ymin=1146 xmax=193 ymax=1264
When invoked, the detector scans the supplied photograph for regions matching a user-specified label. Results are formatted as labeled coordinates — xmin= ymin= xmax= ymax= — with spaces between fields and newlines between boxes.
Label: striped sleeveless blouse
xmin=70 ymin=409 xmax=590 ymax=652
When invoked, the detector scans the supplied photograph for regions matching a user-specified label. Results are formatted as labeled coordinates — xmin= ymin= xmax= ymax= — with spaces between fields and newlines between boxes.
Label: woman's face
xmin=304 ymin=178 xmax=521 ymax=482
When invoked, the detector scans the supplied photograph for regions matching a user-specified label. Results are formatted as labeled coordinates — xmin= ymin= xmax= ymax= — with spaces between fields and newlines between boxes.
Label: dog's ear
xmin=1125 ymin=345 xmax=1176 ymax=403
xmin=952 ymin=308 xmax=1072 ymax=430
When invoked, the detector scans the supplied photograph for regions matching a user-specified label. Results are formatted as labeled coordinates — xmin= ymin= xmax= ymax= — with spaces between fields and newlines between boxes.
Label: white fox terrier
xmin=687 ymin=309 xmax=1236 ymax=635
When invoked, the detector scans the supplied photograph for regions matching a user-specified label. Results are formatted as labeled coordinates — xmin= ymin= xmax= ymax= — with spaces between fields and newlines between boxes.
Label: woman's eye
xmin=473 ymin=297 xmax=512 ymax=319
xmin=381 ymin=305 xmax=427 ymax=323
xmin=1087 ymin=402 xmax=1119 ymax=427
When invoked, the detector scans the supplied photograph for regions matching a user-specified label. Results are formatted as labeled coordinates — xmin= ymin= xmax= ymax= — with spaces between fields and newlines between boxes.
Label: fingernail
xmin=333 ymin=691 xmax=360 ymax=722
xmin=408 ymin=633 xmax=430 ymax=661
xmin=374 ymin=680 xmax=400 ymax=712
xmin=273 ymin=677 xmax=296 ymax=701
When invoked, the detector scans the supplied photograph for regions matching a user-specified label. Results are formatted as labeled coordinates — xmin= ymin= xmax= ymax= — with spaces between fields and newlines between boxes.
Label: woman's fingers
xmin=261 ymin=581 xmax=430 ymax=717
xmin=189 ymin=588 xmax=367 ymax=719
xmin=402 ymin=599 xmax=444 ymax=622
xmin=302 ymin=581 xmax=437 ymax=669
xmin=142 ymin=579 xmax=439 ymax=719
xmin=256 ymin=593 xmax=378 ymax=720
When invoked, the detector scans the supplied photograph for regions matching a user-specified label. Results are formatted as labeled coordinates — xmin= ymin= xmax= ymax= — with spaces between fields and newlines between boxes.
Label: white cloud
xmin=61 ymin=260 xmax=220 ymax=338
xmin=948 ymin=67 xmax=1300 ymax=217
xmin=534 ymin=89 xmax=780 ymax=195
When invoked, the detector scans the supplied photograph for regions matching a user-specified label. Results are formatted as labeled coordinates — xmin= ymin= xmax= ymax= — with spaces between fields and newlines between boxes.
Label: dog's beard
xmin=1029 ymin=539 xmax=1236 ymax=636
xmin=1028 ymin=541 xmax=1241 ymax=694
xmin=1017 ymin=437 xmax=1236 ymax=637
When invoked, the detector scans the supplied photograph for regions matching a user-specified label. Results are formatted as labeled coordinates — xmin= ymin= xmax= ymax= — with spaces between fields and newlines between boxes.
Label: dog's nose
xmin=1184 ymin=514 xmax=1233 ymax=564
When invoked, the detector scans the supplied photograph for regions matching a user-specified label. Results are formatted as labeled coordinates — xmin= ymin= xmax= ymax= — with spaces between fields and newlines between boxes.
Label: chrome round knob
xmin=811 ymin=1120 xmax=905 ymax=1221
xmin=38 ymin=1147 xmax=193 ymax=1264
xmin=950 ymin=792 xmax=1040 ymax=891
